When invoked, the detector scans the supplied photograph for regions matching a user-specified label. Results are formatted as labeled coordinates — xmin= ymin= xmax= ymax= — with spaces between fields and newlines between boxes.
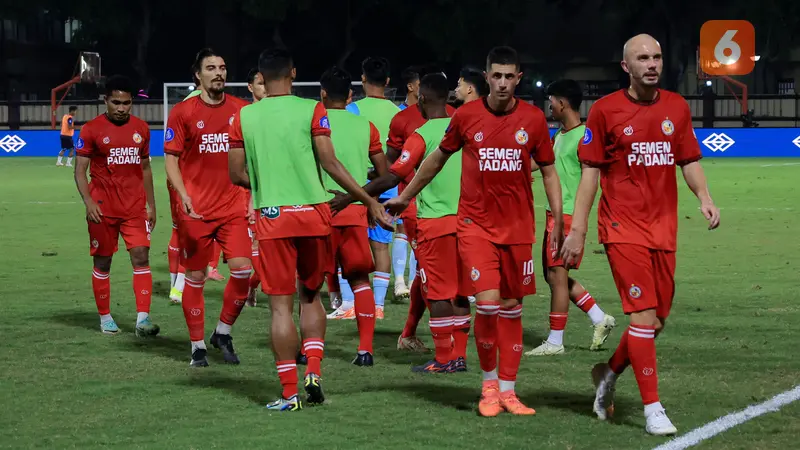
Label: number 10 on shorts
xmin=700 ymin=20 xmax=755 ymax=76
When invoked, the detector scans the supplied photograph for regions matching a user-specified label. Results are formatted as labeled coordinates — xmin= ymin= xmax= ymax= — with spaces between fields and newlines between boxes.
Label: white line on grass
xmin=652 ymin=384 xmax=800 ymax=450
xmin=760 ymin=162 xmax=800 ymax=167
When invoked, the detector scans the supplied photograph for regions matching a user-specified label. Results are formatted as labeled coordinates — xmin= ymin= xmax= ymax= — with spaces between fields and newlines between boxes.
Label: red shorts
xmin=331 ymin=226 xmax=374 ymax=279
xmin=543 ymin=212 xmax=583 ymax=269
xmin=169 ymin=187 xmax=182 ymax=228
xmin=258 ymin=236 xmax=333 ymax=295
xmin=458 ymin=235 xmax=536 ymax=300
xmin=179 ymin=213 xmax=251 ymax=271
xmin=415 ymin=233 xmax=472 ymax=301
xmin=605 ymin=243 xmax=676 ymax=318
xmin=88 ymin=214 xmax=150 ymax=256
xmin=404 ymin=216 xmax=418 ymax=250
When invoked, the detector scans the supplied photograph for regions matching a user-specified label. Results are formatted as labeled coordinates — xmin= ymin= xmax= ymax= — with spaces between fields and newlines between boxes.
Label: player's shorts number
xmin=418 ymin=268 xmax=427 ymax=284
xmin=715 ymin=30 xmax=741 ymax=65
xmin=523 ymin=260 xmax=534 ymax=276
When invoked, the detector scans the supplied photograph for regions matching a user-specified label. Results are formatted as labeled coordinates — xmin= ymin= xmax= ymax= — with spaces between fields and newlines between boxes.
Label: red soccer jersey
xmin=164 ymin=94 xmax=250 ymax=220
xmin=579 ymin=89 xmax=702 ymax=251
xmin=439 ymin=98 xmax=555 ymax=245
xmin=76 ymin=114 xmax=150 ymax=219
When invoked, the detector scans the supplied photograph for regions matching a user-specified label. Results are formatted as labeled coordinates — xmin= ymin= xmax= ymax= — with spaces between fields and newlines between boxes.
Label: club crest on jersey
xmin=261 ymin=206 xmax=280 ymax=219
xmin=91 ymin=239 xmax=99 ymax=248
xmin=515 ymin=129 xmax=529 ymax=145
xmin=583 ymin=128 xmax=593 ymax=144
xmin=470 ymin=267 xmax=480 ymax=281
xmin=229 ymin=115 xmax=235 ymax=126
xmin=623 ymin=125 xmax=634 ymax=136
xmin=399 ymin=150 xmax=411 ymax=163
xmin=132 ymin=132 xmax=142 ymax=144
xmin=196 ymin=120 xmax=205 ymax=129
xmin=319 ymin=116 xmax=330 ymax=129
xmin=629 ymin=285 xmax=642 ymax=299
xmin=661 ymin=119 xmax=675 ymax=136
xmin=523 ymin=276 xmax=532 ymax=286
xmin=474 ymin=131 xmax=484 ymax=142
xmin=76 ymin=138 xmax=85 ymax=149
xmin=165 ymin=128 xmax=175 ymax=142
xmin=102 ymin=137 xmax=110 ymax=145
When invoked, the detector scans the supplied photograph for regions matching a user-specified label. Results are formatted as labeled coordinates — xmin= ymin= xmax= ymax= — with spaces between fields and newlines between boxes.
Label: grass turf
xmin=0 ymin=157 xmax=798 ymax=449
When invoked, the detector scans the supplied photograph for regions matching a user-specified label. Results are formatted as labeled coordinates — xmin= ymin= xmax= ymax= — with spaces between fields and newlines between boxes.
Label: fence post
xmin=702 ymin=89 xmax=715 ymax=128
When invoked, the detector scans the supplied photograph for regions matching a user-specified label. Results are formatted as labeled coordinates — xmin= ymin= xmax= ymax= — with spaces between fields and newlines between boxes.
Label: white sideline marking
xmin=760 ymin=162 xmax=800 ymax=167
xmin=652 ymin=384 xmax=800 ymax=450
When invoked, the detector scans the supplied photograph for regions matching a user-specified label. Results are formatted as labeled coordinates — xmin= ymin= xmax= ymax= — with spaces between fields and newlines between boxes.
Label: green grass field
xmin=1 ymin=157 xmax=798 ymax=450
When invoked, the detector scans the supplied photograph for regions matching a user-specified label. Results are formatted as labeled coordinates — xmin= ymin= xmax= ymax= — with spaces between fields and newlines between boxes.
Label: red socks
xmin=549 ymin=312 xmax=568 ymax=332
xmin=219 ymin=266 xmax=251 ymax=326
xmin=608 ymin=328 xmax=631 ymax=374
xmin=474 ymin=301 xmax=499 ymax=372
xmin=627 ymin=324 xmax=659 ymax=405
xmin=352 ymin=283 xmax=375 ymax=354
xmin=452 ymin=314 xmax=471 ymax=360
xmin=132 ymin=266 xmax=152 ymax=314
xmin=168 ymin=229 xmax=181 ymax=275
xmin=400 ymin=276 xmax=426 ymax=338
xmin=429 ymin=315 xmax=454 ymax=364
xmin=92 ymin=268 xmax=110 ymax=315
xmin=497 ymin=305 xmax=523 ymax=383
xmin=276 ymin=360 xmax=299 ymax=399
xmin=573 ymin=290 xmax=596 ymax=312
xmin=182 ymin=278 xmax=205 ymax=341
xmin=302 ymin=338 xmax=324 ymax=376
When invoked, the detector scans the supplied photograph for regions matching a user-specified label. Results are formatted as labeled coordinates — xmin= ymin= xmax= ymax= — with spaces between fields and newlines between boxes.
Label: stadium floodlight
xmin=751 ymin=55 xmax=761 ymax=62
xmin=535 ymin=80 xmax=543 ymax=88
xmin=705 ymin=80 xmax=713 ymax=87
xmin=187 ymin=85 xmax=194 ymax=91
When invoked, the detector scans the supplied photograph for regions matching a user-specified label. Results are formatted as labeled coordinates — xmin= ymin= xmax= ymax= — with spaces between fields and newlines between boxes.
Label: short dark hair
xmin=320 ymin=66 xmax=352 ymax=102
xmin=419 ymin=73 xmax=449 ymax=103
xmin=361 ymin=57 xmax=390 ymax=86
xmin=459 ymin=65 xmax=488 ymax=96
xmin=192 ymin=48 xmax=221 ymax=75
xmin=401 ymin=67 xmax=419 ymax=87
xmin=104 ymin=75 xmax=135 ymax=97
xmin=258 ymin=47 xmax=294 ymax=82
xmin=486 ymin=46 xmax=520 ymax=72
xmin=68 ymin=105 xmax=78 ymax=112
xmin=545 ymin=79 xmax=583 ymax=110
xmin=247 ymin=68 xmax=259 ymax=85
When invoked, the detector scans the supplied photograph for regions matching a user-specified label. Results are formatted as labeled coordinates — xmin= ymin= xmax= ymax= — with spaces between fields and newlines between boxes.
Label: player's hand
xmin=367 ymin=199 xmax=393 ymax=231
xmin=181 ymin=195 xmax=203 ymax=219
xmin=246 ymin=208 xmax=256 ymax=225
xmin=85 ymin=200 xmax=103 ymax=224
xmin=383 ymin=196 xmax=410 ymax=217
xmin=549 ymin=219 xmax=565 ymax=259
xmin=700 ymin=201 xmax=720 ymax=230
xmin=147 ymin=208 xmax=157 ymax=231
xmin=559 ymin=229 xmax=586 ymax=269
xmin=327 ymin=189 xmax=350 ymax=214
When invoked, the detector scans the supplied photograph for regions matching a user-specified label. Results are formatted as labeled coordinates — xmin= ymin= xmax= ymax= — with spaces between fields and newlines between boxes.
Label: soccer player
xmin=454 ymin=66 xmax=487 ymax=105
xmin=320 ymin=65 xmax=388 ymax=366
xmin=386 ymin=73 xmax=473 ymax=373
xmin=398 ymin=67 xmax=420 ymax=110
xmin=164 ymin=48 xmax=252 ymax=367
xmin=228 ymin=48 xmax=390 ymax=411
xmin=559 ymin=34 xmax=720 ymax=435
xmin=245 ymin=67 xmax=267 ymax=307
xmin=73 ymin=75 xmax=159 ymax=337
xmin=525 ymin=79 xmax=616 ymax=357
xmin=343 ymin=56 xmax=400 ymax=318
xmin=385 ymin=46 xmax=564 ymax=417
xmin=57 ymin=106 xmax=78 ymax=167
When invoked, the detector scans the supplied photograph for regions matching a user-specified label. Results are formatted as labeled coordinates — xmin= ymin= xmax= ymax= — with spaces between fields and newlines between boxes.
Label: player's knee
xmin=655 ymin=318 xmax=666 ymax=336
xmin=186 ymin=269 xmax=206 ymax=282
xmin=500 ymin=298 xmax=521 ymax=309
xmin=227 ymin=257 xmax=251 ymax=271
xmin=129 ymin=247 xmax=149 ymax=267
xmin=93 ymin=256 xmax=112 ymax=273
xmin=453 ymin=296 xmax=471 ymax=309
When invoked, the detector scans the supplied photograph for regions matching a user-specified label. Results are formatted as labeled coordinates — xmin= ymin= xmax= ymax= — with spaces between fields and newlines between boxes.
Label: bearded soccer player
xmin=229 ymin=48 xmax=390 ymax=411
xmin=525 ymin=79 xmax=616 ymax=357
xmin=559 ymin=34 xmax=720 ymax=435
xmin=164 ymin=48 xmax=252 ymax=367
xmin=385 ymin=46 xmax=564 ymax=417
xmin=73 ymin=75 xmax=159 ymax=337
xmin=343 ymin=56 xmax=400 ymax=318
xmin=319 ymin=65 xmax=389 ymax=366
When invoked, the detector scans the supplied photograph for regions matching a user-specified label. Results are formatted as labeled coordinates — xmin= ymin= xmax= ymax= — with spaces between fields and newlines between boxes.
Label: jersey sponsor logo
xmin=399 ymin=150 xmax=411 ymax=163
xmin=661 ymin=119 xmax=675 ymax=136
xmin=523 ymin=276 xmax=532 ymax=286
xmin=200 ymin=133 xmax=230 ymax=153
xmin=107 ymin=147 xmax=142 ymax=165
xmin=583 ymin=128 xmax=593 ymax=144
xmin=75 ymin=138 xmax=85 ymax=150
xmin=165 ymin=127 xmax=175 ymax=142
xmin=91 ymin=239 xmax=99 ymax=248
xmin=261 ymin=206 xmax=280 ymax=219
xmin=514 ymin=129 xmax=529 ymax=145
xmin=629 ymin=284 xmax=642 ymax=299
xmin=623 ymin=125 xmax=634 ymax=136
xmin=133 ymin=132 xmax=143 ymax=144
xmin=103 ymin=137 xmax=110 ymax=144
xmin=196 ymin=120 xmax=205 ymax=129
xmin=478 ymin=148 xmax=523 ymax=172
xmin=285 ymin=205 xmax=314 ymax=213
xmin=319 ymin=116 xmax=330 ymax=129
xmin=474 ymin=131 xmax=484 ymax=142
xmin=628 ymin=141 xmax=675 ymax=166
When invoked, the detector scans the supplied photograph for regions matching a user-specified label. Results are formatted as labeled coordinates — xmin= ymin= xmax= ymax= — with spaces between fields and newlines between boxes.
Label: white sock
xmin=170 ymin=273 xmax=177 ymax=287
xmin=587 ymin=304 xmax=605 ymax=325
xmin=191 ymin=340 xmax=207 ymax=352
xmin=644 ymin=401 xmax=665 ymax=417
xmin=341 ymin=300 xmax=354 ymax=310
xmin=57 ymin=156 xmax=63 ymax=164
xmin=100 ymin=313 xmax=113 ymax=324
xmin=215 ymin=321 xmax=232 ymax=335
xmin=174 ymin=273 xmax=186 ymax=293
xmin=499 ymin=380 xmax=516 ymax=392
xmin=391 ymin=234 xmax=408 ymax=280
xmin=136 ymin=312 xmax=149 ymax=323
xmin=604 ymin=367 xmax=618 ymax=383
xmin=67 ymin=157 xmax=73 ymax=164
xmin=547 ymin=329 xmax=564 ymax=346
xmin=482 ymin=369 xmax=498 ymax=381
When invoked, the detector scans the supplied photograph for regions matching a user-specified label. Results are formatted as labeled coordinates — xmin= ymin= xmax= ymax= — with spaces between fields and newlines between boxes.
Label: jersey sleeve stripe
xmin=439 ymin=145 xmax=459 ymax=154
xmin=676 ymin=154 xmax=703 ymax=166
xmin=229 ymin=139 xmax=244 ymax=149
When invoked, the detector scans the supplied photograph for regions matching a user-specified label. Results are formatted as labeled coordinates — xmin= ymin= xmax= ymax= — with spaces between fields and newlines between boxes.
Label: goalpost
xmin=162 ymin=81 xmax=370 ymax=130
